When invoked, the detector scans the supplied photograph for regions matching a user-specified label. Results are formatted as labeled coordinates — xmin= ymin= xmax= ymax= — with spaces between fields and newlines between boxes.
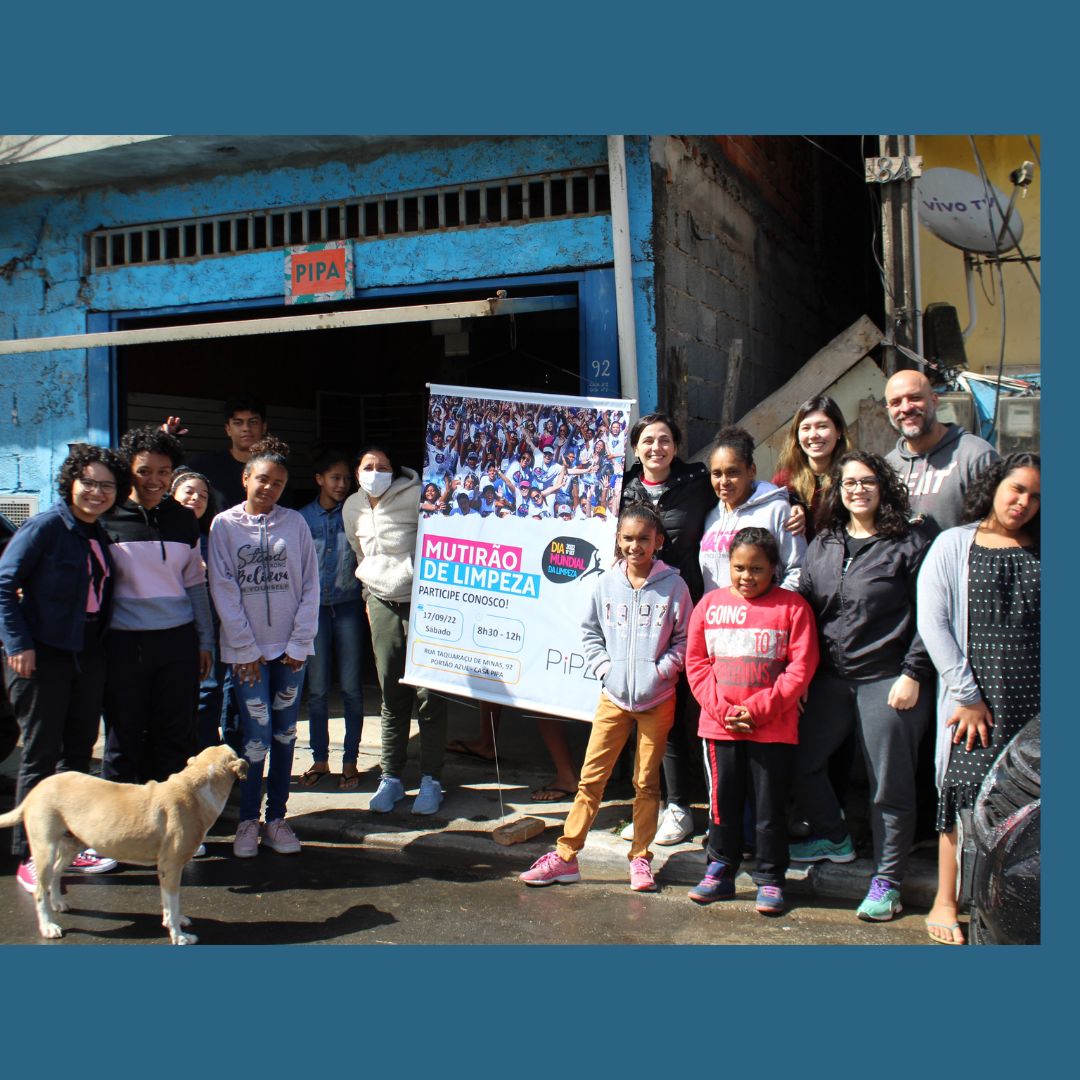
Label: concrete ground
xmin=0 ymin=686 xmax=940 ymax=911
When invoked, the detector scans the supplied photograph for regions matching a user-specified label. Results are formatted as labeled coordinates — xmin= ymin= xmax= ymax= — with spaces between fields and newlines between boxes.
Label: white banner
xmin=402 ymin=384 xmax=632 ymax=721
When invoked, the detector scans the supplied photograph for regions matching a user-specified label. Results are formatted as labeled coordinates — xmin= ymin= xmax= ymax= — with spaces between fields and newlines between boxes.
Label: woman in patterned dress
xmin=916 ymin=453 xmax=1041 ymax=944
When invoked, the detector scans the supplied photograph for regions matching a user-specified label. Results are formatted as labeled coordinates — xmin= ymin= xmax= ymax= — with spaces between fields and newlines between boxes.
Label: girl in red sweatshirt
xmin=685 ymin=527 xmax=818 ymax=914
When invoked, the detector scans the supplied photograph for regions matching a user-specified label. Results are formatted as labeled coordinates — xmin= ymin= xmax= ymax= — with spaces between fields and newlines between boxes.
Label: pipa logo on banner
xmin=541 ymin=536 xmax=604 ymax=584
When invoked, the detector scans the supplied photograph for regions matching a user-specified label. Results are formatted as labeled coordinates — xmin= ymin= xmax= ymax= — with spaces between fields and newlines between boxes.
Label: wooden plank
xmin=751 ymin=355 xmax=888 ymax=478
xmin=735 ymin=316 xmax=884 ymax=443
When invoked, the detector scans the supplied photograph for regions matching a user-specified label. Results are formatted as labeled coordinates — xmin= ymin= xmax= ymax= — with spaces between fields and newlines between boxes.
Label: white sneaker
xmin=233 ymin=819 xmax=260 ymax=858
xmin=654 ymin=803 xmax=694 ymax=845
xmin=369 ymin=775 xmax=405 ymax=813
xmin=412 ymin=775 xmax=444 ymax=816
xmin=620 ymin=812 xmax=662 ymax=842
xmin=261 ymin=818 xmax=302 ymax=854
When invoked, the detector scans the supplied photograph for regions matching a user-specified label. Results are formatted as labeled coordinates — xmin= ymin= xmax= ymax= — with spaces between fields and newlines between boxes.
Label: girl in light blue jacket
xmin=297 ymin=449 xmax=364 ymax=790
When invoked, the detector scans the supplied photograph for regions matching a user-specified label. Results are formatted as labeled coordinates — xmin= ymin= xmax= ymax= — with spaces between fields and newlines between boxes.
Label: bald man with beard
xmin=883 ymin=369 xmax=999 ymax=530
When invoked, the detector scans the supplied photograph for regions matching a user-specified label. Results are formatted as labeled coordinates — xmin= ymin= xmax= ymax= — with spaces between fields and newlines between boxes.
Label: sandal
xmin=299 ymin=765 xmax=330 ymax=788
xmin=339 ymin=767 xmax=361 ymax=791
xmin=530 ymin=785 xmax=576 ymax=802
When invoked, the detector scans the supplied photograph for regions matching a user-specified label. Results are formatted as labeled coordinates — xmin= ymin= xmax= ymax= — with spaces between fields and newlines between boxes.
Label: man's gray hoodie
xmin=208 ymin=503 xmax=321 ymax=664
xmin=580 ymin=559 xmax=692 ymax=713
xmin=886 ymin=422 xmax=999 ymax=531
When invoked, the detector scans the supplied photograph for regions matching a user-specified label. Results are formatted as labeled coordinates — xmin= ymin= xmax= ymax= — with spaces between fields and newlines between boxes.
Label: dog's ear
xmin=232 ymin=759 xmax=250 ymax=781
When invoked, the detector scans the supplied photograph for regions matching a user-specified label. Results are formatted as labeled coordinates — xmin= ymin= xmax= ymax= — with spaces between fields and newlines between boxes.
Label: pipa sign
xmin=285 ymin=241 xmax=354 ymax=304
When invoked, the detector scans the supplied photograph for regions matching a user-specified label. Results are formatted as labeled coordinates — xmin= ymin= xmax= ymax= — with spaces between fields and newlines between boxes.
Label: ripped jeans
xmin=236 ymin=657 xmax=307 ymax=823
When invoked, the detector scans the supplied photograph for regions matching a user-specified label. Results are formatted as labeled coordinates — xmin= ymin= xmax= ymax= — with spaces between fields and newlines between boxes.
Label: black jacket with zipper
xmin=799 ymin=521 xmax=938 ymax=683
xmin=621 ymin=458 xmax=714 ymax=602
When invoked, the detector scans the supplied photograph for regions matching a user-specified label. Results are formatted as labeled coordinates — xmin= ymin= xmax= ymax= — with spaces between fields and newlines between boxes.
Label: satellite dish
xmin=918 ymin=167 xmax=1024 ymax=253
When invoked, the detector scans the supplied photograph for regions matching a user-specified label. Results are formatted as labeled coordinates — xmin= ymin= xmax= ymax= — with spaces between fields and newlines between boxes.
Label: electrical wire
xmin=968 ymin=136 xmax=1041 ymax=294
xmin=1026 ymin=135 xmax=1041 ymax=168
xmin=987 ymin=259 xmax=1008 ymax=443
xmin=862 ymin=136 xmax=894 ymax=303
xmin=800 ymin=136 xmax=867 ymax=182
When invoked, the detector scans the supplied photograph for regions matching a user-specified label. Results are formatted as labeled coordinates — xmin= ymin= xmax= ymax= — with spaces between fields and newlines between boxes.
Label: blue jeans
xmin=196 ymin=652 xmax=242 ymax=752
xmin=307 ymin=600 xmax=365 ymax=765
xmin=236 ymin=658 xmax=307 ymax=822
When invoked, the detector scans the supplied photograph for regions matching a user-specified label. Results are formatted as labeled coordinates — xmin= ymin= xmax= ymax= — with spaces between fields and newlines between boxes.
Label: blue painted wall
xmin=0 ymin=135 xmax=656 ymax=504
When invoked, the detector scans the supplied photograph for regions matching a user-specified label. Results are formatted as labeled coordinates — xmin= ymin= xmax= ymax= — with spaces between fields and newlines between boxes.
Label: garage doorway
xmin=106 ymin=273 xmax=615 ymax=507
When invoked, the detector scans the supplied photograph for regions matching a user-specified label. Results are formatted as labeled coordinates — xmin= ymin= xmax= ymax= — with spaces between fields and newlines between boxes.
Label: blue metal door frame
xmin=88 ymin=269 xmax=620 ymax=444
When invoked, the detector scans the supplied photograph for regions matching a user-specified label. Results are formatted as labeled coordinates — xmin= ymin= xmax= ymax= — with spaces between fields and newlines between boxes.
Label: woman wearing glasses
xmin=789 ymin=451 xmax=937 ymax=922
xmin=0 ymin=445 xmax=132 ymax=892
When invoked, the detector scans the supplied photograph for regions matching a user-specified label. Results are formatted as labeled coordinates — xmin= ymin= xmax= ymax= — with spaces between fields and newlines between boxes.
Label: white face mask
xmin=358 ymin=470 xmax=392 ymax=498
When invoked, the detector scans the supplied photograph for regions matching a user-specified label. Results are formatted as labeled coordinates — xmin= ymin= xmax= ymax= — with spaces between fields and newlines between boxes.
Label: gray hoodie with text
xmin=886 ymin=422 xmax=999 ymax=530
xmin=208 ymin=504 xmax=321 ymax=664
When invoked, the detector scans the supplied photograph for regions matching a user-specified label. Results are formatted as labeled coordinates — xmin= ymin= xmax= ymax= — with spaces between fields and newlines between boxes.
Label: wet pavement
xmin=0 ymin=687 xmax=943 ymax=946
xmin=0 ymin=840 xmax=932 ymax=946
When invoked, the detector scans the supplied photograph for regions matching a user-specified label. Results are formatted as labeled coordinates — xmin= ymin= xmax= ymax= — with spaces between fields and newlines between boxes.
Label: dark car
xmin=959 ymin=716 xmax=1041 ymax=945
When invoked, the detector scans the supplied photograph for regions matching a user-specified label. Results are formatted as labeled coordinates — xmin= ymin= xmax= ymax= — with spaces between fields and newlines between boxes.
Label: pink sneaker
xmin=629 ymin=856 xmax=657 ymax=892
xmin=16 ymin=859 xmax=37 ymax=894
xmin=519 ymin=850 xmax=581 ymax=886
xmin=261 ymin=819 xmax=301 ymax=854
xmin=70 ymin=849 xmax=118 ymax=873
xmin=233 ymin=819 xmax=261 ymax=858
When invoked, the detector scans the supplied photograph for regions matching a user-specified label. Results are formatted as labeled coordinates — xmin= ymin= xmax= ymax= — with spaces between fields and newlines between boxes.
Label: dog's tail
xmin=0 ymin=804 xmax=25 ymax=829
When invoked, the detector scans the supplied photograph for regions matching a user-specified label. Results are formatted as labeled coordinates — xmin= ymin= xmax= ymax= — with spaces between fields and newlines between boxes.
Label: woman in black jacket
xmin=618 ymin=412 xmax=715 ymax=844
xmin=790 ymin=450 xmax=936 ymax=922
xmin=0 ymin=444 xmax=131 ymax=890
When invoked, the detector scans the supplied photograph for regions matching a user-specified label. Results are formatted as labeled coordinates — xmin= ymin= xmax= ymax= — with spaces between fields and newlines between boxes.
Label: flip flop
xmin=530 ymin=785 xmax=576 ymax=802
xmin=446 ymin=738 xmax=496 ymax=763
xmin=339 ymin=769 xmax=361 ymax=791
xmin=926 ymin=919 xmax=965 ymax=945
xmin=299 ymin=766 xmax=330 ymax=788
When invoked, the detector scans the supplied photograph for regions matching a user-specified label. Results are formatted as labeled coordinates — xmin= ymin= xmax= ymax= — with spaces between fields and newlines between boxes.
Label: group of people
xmin=1 ymin=371 xmax=1039 ymax=945
xmin=422 ymin=396 xmax=627 ymax=521
xmin=520 ymin=370 xmax=1040 ymax=944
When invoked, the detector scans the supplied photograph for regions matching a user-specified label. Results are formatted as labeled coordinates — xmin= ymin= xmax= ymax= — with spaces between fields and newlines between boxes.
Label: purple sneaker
xmin=688 ymin=860 xmax=736 ymax=904
xmin=519 ymin=850 xmax=581 ymax=887
xmin=755 ymin=884 xmax=786 ymax=915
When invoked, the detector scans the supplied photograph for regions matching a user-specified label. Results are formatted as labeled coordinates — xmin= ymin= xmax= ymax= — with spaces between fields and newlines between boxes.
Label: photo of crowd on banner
xmin=421 ymin=395 xmax=628 ymax=523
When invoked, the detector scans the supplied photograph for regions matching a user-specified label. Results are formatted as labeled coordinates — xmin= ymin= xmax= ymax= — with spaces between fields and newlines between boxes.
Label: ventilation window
xmin=88 ymin=167 xmax=611 ymax=270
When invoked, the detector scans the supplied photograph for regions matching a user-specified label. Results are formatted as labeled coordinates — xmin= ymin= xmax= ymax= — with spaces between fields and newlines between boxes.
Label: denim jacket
xmin=299 ymin=499 xmax=361 ymax=607
xmin=0 ymin=499 xmax=114 ymax=654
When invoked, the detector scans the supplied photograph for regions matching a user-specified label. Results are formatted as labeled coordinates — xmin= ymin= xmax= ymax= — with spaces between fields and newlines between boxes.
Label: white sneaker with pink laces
xmin=233 ymin=819 xmax=260 ymax=858
xmin=261 ymin=819 xmax=301 ymax=854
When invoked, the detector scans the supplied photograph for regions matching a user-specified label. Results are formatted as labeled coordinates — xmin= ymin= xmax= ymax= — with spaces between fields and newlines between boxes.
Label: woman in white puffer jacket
xmin=343 ymin=447 xmax=448 ymax=816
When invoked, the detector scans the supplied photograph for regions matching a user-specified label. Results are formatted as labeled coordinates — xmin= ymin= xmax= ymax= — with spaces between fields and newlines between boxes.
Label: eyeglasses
xmin=77 ymin=478 xmax=117 ymax=493
xmin=840 ymin=477 xmax=879 ymax=492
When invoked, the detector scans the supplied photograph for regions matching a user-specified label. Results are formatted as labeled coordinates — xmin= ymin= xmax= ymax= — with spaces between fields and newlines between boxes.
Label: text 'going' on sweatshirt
xmin=686 ymin=585 xmax=819 ymax=744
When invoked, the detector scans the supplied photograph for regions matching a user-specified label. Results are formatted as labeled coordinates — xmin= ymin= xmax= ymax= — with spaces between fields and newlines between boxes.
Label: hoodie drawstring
xmin=260 ymin=515 xmax=272 ymax=627
xmin=138 ymin=503 xmax=167 ymax=562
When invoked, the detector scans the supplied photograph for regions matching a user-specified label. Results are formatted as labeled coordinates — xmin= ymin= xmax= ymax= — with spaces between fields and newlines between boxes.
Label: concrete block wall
xmin=650 ymin=135 xmax=877 ymax=458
